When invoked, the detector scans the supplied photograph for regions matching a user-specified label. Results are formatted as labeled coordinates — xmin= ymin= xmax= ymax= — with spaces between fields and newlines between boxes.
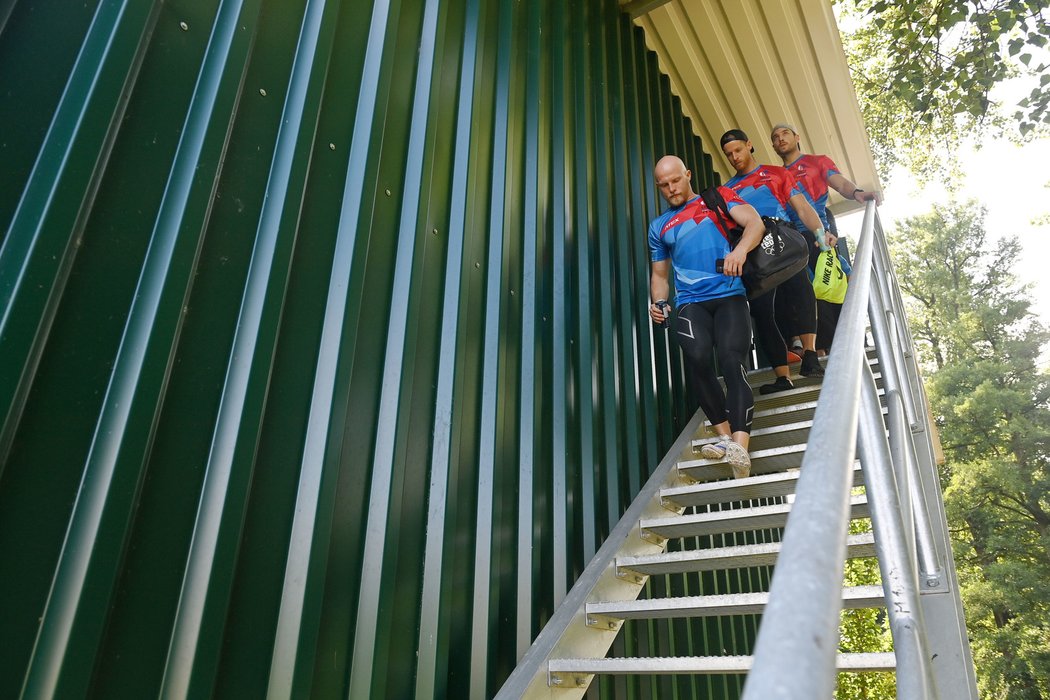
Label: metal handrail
xmin=871 ymin=218 xmax=980 ymax=698
xmin=497 ymin=201 xmax=960 ymax=699
xmin=742 ymin=202 xmax=941 ymax=698
xmin=741 ymin=201 xmax=878 ymax=699
xmin=858 ymin=364 xmax=937 ymax=700
xmin=867 ymin=219 xmax=943 ymax=586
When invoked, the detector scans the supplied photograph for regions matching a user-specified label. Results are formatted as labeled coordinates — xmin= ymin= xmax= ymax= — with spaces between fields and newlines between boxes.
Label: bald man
xmin=647 ymin=155 xmax=764 ymax=478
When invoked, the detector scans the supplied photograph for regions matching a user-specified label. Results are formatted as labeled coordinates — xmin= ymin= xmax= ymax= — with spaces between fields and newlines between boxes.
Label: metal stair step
xmin=745 ymin=366 xmax=882 ymax=409
xmin=749 ymin=380 xmax=827 ymax=410
xmin=745 ymin=357 xmax=826 ymax=386
xmin=586 ymin=585 xmax=885 ymax=620
xmin=548 ymin=652 xmax=896 ymax=678
xmin=748 ymin=386 xmax=886 ymax=430
xmin=691 ymin=418 xmax=814 ymax=454
xmin=678 ymin=443 xmax=807 ymax=481
xmin=661 ymin=462 xmax=863 ymax=508
xmin=746 ymin=418 xmax=817 ymax=450
xmin=748 ymin=372 xmax=826 ymax=398
xmin=693 ymin=402 xmax=887 ymax=455
xmin=617 ymin=532 xmax=876 ymax=576
xmin=745 ymin=348 xmax=878 ymax=386
xmin=640 ymin=494 xmax=870 ymax=539
xmin=750 ymin=398 xmax=821 ymax=430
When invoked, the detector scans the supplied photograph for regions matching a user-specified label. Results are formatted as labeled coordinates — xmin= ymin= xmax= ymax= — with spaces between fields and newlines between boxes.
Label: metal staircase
xmin=495 ymin=204 xmax=979 ymax=699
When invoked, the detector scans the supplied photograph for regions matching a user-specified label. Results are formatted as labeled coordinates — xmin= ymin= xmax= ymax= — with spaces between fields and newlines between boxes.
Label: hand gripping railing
xmin=742 ymin=202 xmax=944 ymax=699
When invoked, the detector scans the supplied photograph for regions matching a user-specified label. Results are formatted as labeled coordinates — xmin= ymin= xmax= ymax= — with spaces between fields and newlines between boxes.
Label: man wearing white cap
xmin=771 ymin=123 xmax=881 ymax=352
xmin=771 ymin=122 xmax=882 ymax=258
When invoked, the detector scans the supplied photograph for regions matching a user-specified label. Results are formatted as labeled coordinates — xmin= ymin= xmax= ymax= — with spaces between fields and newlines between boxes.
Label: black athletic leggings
xmin=773 ymin=267 xmax=818 ymax=340
xmin=676 ymin=295 xmax=754 ymax=434
xmin=749 ymin=288 xmax=788 ymax=368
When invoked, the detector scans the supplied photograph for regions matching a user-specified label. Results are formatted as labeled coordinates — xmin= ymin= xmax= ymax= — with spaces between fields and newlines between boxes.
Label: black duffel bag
xmin=701 ymin=186 xmax=810 ymax=299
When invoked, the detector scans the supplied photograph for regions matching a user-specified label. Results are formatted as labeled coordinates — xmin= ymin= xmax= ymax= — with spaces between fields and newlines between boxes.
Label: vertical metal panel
xmin=0 ymin=0 xmax=753 ymax=698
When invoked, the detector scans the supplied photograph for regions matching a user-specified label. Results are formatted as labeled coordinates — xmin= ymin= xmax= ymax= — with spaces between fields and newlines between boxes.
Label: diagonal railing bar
xmin=858 ymin=362 xmax=937 ymax=700
xmin=741 ymin=201 xmax=878 ymax=699
xmin=744 ymin=203 xmax=977 ymax=699
xmin=493 ymin=407 xmax=709 ymax=699
xmin=497 ymin=201 xmax=979 ymax=699
xmin=871 ymin=220 xmax=949 ymax=564
xmin=867 ymin=218 xmax=943 ymax=585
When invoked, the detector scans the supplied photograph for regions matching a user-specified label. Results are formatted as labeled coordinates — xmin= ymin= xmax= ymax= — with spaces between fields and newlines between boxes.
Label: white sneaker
xmin=696 ymin=435 xmax=730 ymax=460
xmin=724 ymin=441 xmax=751 ymax=479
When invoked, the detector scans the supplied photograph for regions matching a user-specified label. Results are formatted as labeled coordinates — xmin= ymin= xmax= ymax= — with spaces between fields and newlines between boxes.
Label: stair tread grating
xmin=587 ymin=585 xmax=886 ymax=620
xmin=548 ymin=652 xmax=896 ymax=675
xmin=692 ymin=404 xmax=888 ymax=454
xmin=618 ymin=531 xmax=876 ymax=575
xmin=640 ymin=494 xmax=870 ymax=538
xmin=662 ymin=462 xmax=863 ymax=506
xmin=678 ymin=443 xmax=808 ymax=481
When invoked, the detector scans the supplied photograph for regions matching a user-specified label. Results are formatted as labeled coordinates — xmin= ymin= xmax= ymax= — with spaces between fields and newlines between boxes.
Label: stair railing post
xmin=741 ymin=202 xmax=878 ymax=699
xmin=871 ymin=209 xmax=981 ymax=699
xmin=885 ymin=389 xmax=917 ymax=561
xmin=858 ymin=363 xmax=938 ymax=700
xmin=866 ymin=231 xmax=944 ymax=586
xmin=876 ymin=226 xmax=948 ymax=583
xmin=873 ymin=221 xmax=929 ymax=425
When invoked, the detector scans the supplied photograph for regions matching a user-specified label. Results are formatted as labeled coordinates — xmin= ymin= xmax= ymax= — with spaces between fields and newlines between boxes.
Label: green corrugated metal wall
xmin=0 ymin=0 xmax=771 ymax=697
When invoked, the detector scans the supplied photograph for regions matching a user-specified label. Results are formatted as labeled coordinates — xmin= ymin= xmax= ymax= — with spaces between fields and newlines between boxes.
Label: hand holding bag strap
xmin=700 ymin=187 xmax=742 ymax=245
xmin=742 ymin=218 xmax=811 ymax=299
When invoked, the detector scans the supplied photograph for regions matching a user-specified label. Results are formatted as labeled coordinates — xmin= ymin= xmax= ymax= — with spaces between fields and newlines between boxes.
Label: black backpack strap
xmin=700 ymin=186 xmax=742 ymax=245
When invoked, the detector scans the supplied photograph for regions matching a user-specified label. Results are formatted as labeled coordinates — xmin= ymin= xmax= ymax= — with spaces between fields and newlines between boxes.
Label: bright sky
xmin=875 ymin=135 xmax=1050 ymax=322
xmin=829 ymin=7 xmax=1050 ymax=323
xmin=834 ymin=68 xmax=1050 ymax=324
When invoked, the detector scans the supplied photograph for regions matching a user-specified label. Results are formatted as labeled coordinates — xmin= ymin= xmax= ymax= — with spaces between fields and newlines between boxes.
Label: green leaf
xmin=839 ymin=0 xmax=1050 ymax=181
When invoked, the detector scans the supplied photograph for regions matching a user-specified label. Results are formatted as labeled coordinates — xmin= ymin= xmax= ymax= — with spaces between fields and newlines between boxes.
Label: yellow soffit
xmin=623 ymin=0 xmax=882 ymax=216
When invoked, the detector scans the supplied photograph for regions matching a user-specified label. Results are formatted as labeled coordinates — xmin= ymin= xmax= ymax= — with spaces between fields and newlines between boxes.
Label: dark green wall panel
xmin=0 ymin=0 xmax=737 ymax=697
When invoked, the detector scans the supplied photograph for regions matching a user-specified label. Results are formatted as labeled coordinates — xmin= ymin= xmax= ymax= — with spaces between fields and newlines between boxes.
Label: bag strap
xmin=700 ymin=186 xmax=743 ymax=245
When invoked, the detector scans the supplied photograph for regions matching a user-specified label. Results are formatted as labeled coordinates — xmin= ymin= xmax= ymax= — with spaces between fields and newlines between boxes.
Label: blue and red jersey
xmin=724 ymin=164 xmax=804 ymax=229
xmin=648 ymin=187 xmax=747 ymax=305
xmin=783 ymin=154 xmax=840 ymax=230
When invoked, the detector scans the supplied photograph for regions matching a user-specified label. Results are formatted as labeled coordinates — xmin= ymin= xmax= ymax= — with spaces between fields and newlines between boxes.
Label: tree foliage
xmin=835 ymin=0 xmax=1050 ymax=181
xmin=837 ymin=517 xmax=895 ymax=700
xmin=890 ymin=202 xmax=1050 ymax=698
